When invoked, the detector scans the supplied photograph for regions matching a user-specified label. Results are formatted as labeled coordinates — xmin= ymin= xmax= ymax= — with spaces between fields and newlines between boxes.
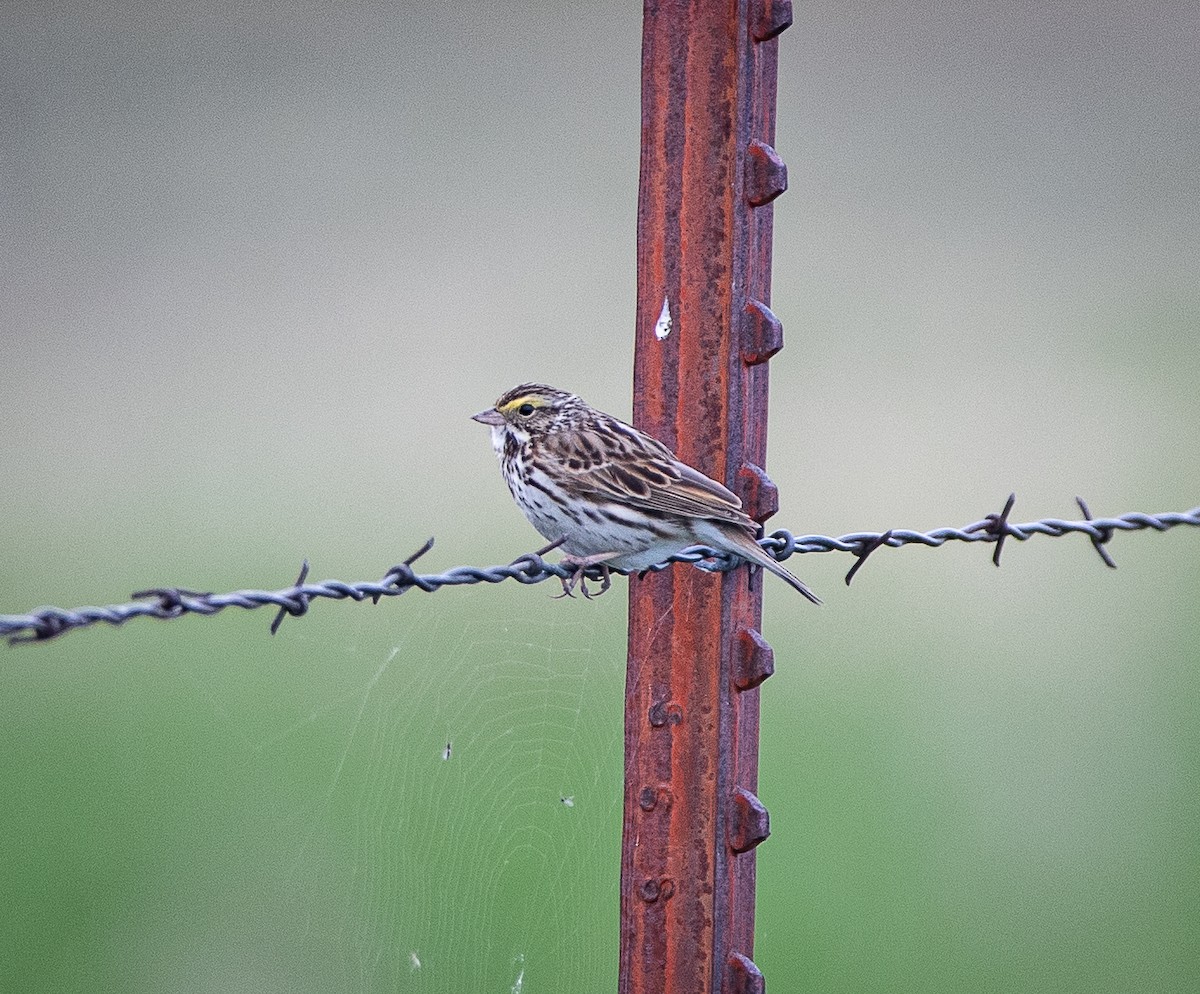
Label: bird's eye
xmin=517 ymin=403 xmax=535 ymax=417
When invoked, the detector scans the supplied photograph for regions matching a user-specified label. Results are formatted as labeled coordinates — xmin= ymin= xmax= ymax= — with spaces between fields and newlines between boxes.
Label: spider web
xmin=247 ymin=588 xmax=628 ymax=992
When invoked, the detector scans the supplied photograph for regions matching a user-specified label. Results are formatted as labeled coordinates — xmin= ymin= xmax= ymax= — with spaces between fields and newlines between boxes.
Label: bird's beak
xmin=472 ymin=408 xmax=505 ymax=426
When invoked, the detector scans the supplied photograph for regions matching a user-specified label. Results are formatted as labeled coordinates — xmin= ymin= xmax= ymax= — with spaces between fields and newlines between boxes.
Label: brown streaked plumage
xmin=472 ymin=383 xmax=820 ymax=602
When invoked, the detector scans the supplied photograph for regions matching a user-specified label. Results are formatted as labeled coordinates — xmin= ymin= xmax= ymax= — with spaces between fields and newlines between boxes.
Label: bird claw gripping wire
xmin=510 ymin=537 xmax=615 ymax=599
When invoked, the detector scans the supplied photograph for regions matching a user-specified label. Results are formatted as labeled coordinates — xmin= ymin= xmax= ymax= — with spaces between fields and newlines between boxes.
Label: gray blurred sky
xmin=2 ymin=1 xmax=1197 ymax=568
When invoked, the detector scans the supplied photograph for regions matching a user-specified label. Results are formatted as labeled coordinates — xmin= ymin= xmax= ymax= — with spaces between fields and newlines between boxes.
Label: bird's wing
xmin=542 ymin=420 xmax=755 ymax=530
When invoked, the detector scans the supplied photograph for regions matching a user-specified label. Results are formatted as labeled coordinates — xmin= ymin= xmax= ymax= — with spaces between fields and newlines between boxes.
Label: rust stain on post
xmin=621 ymin=1 xmax=790 ymax=992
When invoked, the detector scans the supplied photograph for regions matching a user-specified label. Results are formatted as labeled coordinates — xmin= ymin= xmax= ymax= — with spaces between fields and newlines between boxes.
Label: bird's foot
xmin=554 ymin=552 xmax=616 ymax=600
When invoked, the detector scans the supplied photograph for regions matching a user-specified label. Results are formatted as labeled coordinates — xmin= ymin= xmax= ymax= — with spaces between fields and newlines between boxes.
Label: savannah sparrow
xmin=472 ymin=383 xmax=821 ymax=603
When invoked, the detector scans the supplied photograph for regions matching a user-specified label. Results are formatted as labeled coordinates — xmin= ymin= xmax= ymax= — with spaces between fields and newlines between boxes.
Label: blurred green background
xmin=2 ymin=2 xmax=1198 ymax=992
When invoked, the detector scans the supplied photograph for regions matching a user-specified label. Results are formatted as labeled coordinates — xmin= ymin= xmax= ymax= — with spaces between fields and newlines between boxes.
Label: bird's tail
xmin=726 ymin=529 xmax=822 ymax=605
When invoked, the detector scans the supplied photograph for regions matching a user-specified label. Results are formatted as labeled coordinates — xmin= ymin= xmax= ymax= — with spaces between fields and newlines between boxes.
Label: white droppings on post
xmin=654 ymin=296 xmax=672 ymax=340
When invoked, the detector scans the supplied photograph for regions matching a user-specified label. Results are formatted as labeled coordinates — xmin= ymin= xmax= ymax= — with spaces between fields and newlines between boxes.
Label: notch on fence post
xmin=621 ymin=1 xmax=791 ymax=991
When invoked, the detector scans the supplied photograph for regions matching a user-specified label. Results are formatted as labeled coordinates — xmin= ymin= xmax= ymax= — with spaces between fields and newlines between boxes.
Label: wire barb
xmin=2 ymin=499 xmax=1198 ymax=646
xmin=269 ymin=560 xmax=311 ymax=635
xmin=374 ymin=537 xmax=436 ymax=603
xmin=1076 ymin=496 xmax=1118 ymax=569
xmin=844 ymin=530 xmax=893 ymax=586
xmin=984 ymin=492 xmax=1018 ymax=567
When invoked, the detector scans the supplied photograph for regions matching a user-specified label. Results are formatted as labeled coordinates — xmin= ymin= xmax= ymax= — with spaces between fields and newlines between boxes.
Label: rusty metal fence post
xmin=621 ymin=2 xmax=792 ymax=993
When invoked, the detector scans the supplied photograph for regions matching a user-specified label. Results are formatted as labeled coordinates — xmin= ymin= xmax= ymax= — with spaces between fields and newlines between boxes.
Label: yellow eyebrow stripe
xmin=497 ymin=395 xmax=545 ymax=414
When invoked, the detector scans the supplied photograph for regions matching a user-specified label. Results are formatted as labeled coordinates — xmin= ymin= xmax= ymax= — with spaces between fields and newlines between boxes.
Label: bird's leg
xmin=554 ymin=551 xmax=617 ymax=599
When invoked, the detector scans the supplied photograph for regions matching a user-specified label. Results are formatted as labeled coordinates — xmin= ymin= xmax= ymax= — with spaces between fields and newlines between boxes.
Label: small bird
xmin=472 ymin=383 xmax=820 ymax=603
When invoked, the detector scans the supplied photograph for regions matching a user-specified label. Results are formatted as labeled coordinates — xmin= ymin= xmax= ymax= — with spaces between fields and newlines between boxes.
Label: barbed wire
xmin=2 ymin=495 xmax=1197 ymax=646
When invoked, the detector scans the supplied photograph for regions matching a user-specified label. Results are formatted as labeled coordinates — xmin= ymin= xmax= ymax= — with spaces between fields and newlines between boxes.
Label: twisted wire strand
xmin=2 ymin=499 xmax=1197 ymax=645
